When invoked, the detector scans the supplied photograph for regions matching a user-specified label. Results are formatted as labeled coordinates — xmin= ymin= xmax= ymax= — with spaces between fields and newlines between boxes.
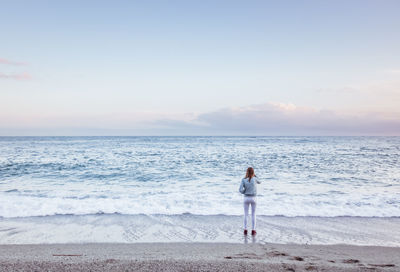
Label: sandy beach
xmin=2 ymin=215 xmax=399 ymax=271
xmin=0 ymin=242 xmax=399 ymax=271
xmin=2 ymin=214 xmax=400 ymax=246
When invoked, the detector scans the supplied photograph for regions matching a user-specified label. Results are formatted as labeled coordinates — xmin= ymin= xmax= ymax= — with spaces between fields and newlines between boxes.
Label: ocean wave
xmin=1 ymin=192 xmax=399 ymax=218
xmin=1 ymin=136 xmax=399 ymax=219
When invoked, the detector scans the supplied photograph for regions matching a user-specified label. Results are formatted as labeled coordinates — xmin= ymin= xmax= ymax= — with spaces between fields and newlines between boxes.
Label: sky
xmin=1 ymin=0 xmax=400 ymax=135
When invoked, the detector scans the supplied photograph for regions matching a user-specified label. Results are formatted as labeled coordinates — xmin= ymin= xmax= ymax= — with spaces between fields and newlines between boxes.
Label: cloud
xmin=0 ymin=72 xmax=31 ymax=80
xmin=152 ymin=102 xmax=400 ymax=136
xmin=0 ymin=58 xmax=30 ymax=81
xmin=0 ymin=58 xmax=26 ymax=66
xmin=1 ymin=102 xmax=399 ymax=136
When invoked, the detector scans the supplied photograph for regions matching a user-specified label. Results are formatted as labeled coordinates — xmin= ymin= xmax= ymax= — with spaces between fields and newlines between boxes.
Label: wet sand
xmin=2 ymin=214 xmax=400 ymax=246
xmin=0 ymin=243 xmax=399 ymax=271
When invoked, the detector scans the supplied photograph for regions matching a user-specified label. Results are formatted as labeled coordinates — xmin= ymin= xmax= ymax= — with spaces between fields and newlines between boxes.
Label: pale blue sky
xmin=1 ymin=0 xmax=400 ymax=135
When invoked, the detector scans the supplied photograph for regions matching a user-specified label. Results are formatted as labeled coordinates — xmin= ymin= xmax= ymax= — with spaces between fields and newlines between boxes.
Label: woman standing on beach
xmin=239 ymin=167 xmax=260 ymax=236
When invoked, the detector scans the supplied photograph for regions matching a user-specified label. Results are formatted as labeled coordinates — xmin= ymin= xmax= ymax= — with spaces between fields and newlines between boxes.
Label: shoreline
xmin=1 ymin=242 xmax=399 ymax=271
xmin=2 ymin=214 xmax=400 ymax=246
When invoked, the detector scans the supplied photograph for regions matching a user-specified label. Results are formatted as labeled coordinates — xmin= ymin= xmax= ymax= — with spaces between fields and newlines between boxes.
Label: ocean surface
xmin=1 ymin=136 xmax=400 ymax=245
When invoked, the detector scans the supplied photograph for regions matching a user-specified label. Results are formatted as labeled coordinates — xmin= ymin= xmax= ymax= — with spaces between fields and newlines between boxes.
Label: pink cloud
xmin=0 ymin=72 xmax=31 ymax=80
xmin=0 ymin=58 xmax=27 ymax=66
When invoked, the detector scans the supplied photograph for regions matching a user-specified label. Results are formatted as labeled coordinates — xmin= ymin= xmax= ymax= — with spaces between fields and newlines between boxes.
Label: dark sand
xmin=0 ymin=243 xmax=399 ymax=271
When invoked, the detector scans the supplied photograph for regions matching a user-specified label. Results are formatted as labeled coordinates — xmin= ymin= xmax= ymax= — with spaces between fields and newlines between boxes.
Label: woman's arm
xmin=239 ymin=179 xmax=245 ymax=194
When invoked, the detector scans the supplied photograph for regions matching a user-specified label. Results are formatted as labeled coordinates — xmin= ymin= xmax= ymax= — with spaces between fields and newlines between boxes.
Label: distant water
xmin=1 ymin=136 xmax=399 ymax=218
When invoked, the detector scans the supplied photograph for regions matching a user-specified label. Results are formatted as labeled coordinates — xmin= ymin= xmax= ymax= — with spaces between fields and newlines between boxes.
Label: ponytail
xmin=245 ymin=167 xmax=255 ymax=182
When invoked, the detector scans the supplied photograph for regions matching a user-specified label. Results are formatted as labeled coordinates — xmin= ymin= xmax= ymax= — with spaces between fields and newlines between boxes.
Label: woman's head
xmin=245 ymin=167 xmax=255 ymax=180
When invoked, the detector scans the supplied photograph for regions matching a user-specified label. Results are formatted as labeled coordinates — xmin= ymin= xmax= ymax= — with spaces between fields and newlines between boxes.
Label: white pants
xmin=243 ymin=196 xmax=256 ymax=230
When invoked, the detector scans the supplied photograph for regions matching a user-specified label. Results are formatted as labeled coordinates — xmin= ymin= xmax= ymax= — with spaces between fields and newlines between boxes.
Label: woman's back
xmin=239 ymin=177 xmax=260 ymax=196
xmin=240 ymin=167 xmax=260 ymax=235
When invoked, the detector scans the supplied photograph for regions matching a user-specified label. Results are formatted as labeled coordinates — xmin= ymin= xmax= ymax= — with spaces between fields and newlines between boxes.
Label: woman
xmin=239 ymin=167 xmax=261 ymax=236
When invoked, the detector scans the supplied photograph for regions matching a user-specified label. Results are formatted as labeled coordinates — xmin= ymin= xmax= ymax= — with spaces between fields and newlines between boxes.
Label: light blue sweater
xmin=239 ymin=177 xmax=261 ymax=196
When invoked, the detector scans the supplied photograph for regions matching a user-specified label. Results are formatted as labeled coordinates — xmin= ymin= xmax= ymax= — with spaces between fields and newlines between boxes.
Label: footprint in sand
xmin=268 ymin=250 xmax=288 ymax=257
xmin=224 ymin=253 xmax=263 ymax=260
xmin=343 ymin=259 xmax=360 ymax=264
xmin=368 ymin=264 xmax=395 ymax=268
xmin=291 ymin=256 xmax=304 ymax=261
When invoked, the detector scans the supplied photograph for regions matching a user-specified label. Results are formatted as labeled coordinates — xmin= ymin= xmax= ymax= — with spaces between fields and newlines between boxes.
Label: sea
xmin=1 ymin=136 xmax=399 ymax=245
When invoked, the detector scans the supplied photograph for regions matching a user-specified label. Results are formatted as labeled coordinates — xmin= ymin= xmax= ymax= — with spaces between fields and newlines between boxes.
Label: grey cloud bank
xmin=188 ymin=103 xmax=400 ymax=136
xmin=1 ymin=103 xmax=399 ymax=136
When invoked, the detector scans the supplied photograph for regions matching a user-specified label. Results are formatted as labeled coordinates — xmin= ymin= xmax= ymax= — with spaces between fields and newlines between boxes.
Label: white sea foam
xmin=0 ymin=181 xmax=399 ymax=217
